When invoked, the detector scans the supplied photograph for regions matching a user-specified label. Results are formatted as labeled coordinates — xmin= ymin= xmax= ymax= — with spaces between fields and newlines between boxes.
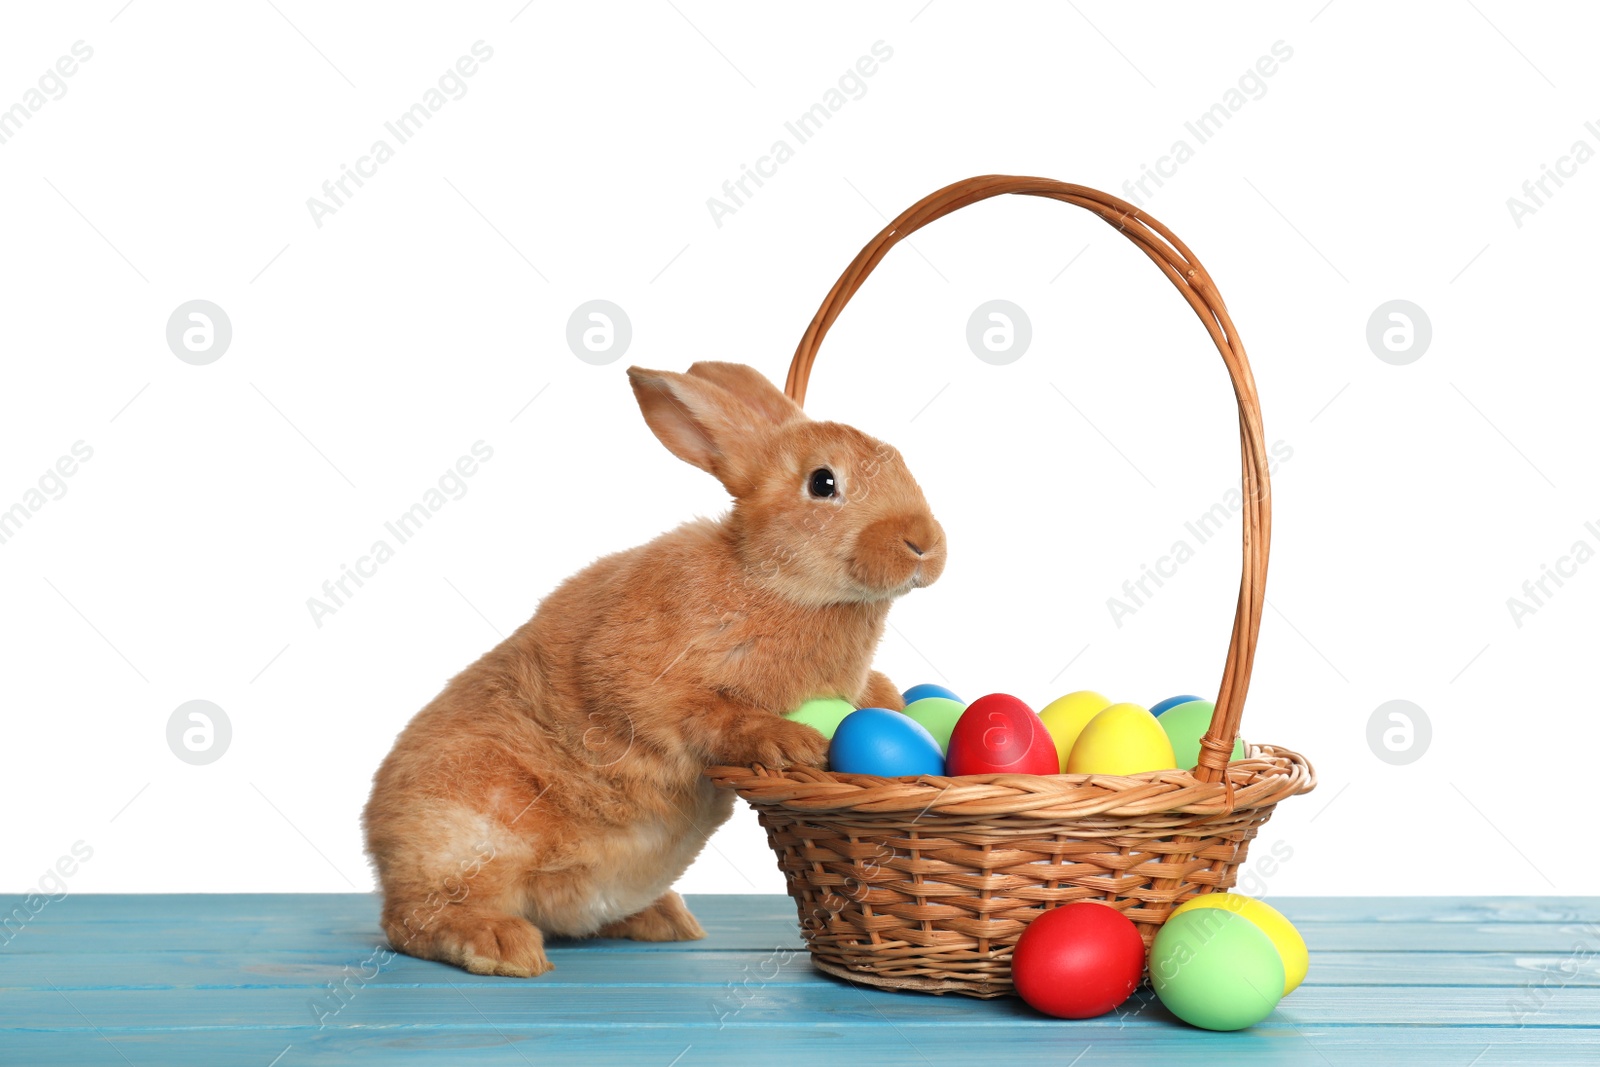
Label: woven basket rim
xmin=707 ymin=743 xmax=1314 ymax=820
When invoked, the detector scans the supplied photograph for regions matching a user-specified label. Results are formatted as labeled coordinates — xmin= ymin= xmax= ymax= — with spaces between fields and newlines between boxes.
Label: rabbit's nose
xmin=904 ymin=539 xmax=924 ymax=556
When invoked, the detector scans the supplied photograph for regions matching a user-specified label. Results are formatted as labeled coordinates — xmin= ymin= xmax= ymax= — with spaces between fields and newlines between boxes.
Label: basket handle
xmin=783 ymin=175 xmax=1269 ymax=785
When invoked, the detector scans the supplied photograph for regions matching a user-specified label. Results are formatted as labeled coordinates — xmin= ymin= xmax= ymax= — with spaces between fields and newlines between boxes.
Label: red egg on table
xmin=1013 ymin=901 xmax=1147 ymax=1019
xmin=945 ymin=693 xmax=1058 ymax=776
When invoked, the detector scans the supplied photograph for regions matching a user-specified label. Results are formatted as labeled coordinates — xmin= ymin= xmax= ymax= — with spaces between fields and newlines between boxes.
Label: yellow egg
xmin=1065 ymin=702 xmax=1178 ymax=775
xmin=1038 ymin=690 xmax=1112 ymax=773
xmin=1172 ymin=893 xmax=1308 ymax=995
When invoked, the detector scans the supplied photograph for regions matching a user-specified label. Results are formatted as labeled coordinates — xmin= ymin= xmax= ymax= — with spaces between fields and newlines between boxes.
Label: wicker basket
xmin=707 ymin=175 xmax=1315 ymax=998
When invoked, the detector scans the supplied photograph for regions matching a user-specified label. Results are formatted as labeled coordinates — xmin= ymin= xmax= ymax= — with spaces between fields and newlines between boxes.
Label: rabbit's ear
xmin=628 ymin=367 xmax=767 ymax=494
xmin=685 ymin=362 xmax=805 ymax=427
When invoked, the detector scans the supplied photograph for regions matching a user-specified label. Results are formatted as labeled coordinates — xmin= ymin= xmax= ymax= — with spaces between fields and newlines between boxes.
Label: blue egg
xmin=829 ymin=708 xmax=946 ymax=777
xmin=1151 ymin=694 xmax=1205 ymax=717
xmin=902 ymin=683 xmax=961 ymax=705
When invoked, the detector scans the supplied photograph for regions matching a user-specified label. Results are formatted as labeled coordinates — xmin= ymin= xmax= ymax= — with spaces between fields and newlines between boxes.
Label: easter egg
xmin=1065 ymin=703 xmax=1178 ymax=775
xmin=784 ymin=697 xmax=856 ymax=740
xmin=1151 ymin=694 xmax=1205 ymax=716
xmin=1172 ymin=893 xmax=1307 ymax=995
xmin=900 ymin=697 xmax=967 ymax=754
xmin=1037 ymin=690 xmax=1112 ymax=773
xmin=1157 ymin=700 xmax=1246 ymax=772
xmin=1012 ymin=902 xmax=1146 ymax=1019
xmin=828 ymin=708 xmax=945 ymax=777
xmin=902 ymin=683 xmax=961 ymax=705
xmin=946 ymin=694 xmax=1058 ymax=776
xmin=1150 ymin=907 xmax=1284 ymax=1030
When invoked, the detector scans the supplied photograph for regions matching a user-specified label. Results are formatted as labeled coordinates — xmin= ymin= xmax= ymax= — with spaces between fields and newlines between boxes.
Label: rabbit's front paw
xmin=721 ymin=718 xmax=831 ymax=770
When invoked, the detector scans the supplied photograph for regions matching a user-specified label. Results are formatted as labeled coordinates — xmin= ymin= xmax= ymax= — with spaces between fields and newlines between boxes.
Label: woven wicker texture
xmin=708 ymin=175 xmax=1315 ymax=997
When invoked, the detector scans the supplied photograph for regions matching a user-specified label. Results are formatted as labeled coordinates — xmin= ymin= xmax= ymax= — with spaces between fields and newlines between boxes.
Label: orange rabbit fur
xmin=362 ymin=361 xmax=945 ymax=977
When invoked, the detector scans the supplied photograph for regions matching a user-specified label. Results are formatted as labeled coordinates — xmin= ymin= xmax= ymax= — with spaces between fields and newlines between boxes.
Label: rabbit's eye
xmin=808 ymin=468 xmax=837 ymax=499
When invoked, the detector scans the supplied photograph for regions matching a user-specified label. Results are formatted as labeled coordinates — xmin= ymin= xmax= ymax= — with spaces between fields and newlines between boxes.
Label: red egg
xmin=1012 ymin=902 xmax=1147 ymax=1019
xmin=945 ymin=693 xmax=1058 ymax=776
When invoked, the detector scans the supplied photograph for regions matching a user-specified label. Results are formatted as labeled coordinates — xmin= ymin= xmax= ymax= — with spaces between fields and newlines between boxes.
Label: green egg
xmin=784 ymin=697 xmax=856 ymax=739
xmin=900 ymin=697 xmax=967 ymax=754
xmin=1150 ymin=907 xmax=1285 ymax=1031
xmin=1158 ymin=700 xmax=1246 ymax=772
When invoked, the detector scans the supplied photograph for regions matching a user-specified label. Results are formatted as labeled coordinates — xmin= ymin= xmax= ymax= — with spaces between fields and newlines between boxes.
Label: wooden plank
xmin=4 ymin=1024 xmax=1595 ymax=1067
xmin=8 ymin=946 xmax=1600 ymax=993
xmin=1 ymin=923 xmax=803 ymax=955
xmin=13 ymin=915 xmax=1600 ymax=954
xmin=3 ymin=895 xmax=804 ymax=954
xmin=6 ymin=982 xmax=1598 ymax=1031
xmin=0 ymin=947 xmax=830 ymax=992
xmin=1266 ymin=897 xmax=1600 ymax=924
xmin=1310 ymin=950 xmax=1600 ymax=986
xmin=4 ymin=893 xmax=379 ymax=923
xmin=1297 ymin=922 xmax=1600 ymax=952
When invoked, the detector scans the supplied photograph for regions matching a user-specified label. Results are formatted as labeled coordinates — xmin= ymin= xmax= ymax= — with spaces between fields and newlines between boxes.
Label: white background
xmin=2 ymin=1 xmax=1595 ymax=900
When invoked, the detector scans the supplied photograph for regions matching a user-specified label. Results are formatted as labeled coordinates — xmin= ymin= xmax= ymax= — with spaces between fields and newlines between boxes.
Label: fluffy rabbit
xmin=362 ymin=361 xmax=945 ymax=977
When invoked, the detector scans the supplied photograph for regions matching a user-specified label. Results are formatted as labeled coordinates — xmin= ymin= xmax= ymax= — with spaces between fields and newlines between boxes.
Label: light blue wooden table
xmin=2 ymin=894 xmax=1595 ymax=1064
